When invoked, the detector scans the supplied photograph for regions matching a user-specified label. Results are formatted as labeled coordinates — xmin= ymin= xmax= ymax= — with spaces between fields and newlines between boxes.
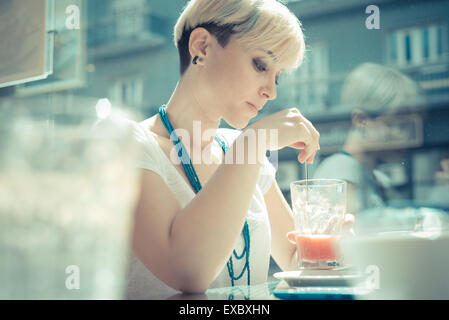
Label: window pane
xmin=390 ymin=32 xmax=397 ymax=62
xmin=437 ymin=24 xmax=443 ymax=57
xmin=422 ymin=28 xmax=429 ymax=60
xmin=121 ymin=83 xmax=127 ymax=103
xmin=405 ymin=33 xmax=412 ymax=62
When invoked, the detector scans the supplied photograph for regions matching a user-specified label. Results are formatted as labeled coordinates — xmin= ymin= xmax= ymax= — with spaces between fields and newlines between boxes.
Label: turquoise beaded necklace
xmin=158 ymin=105 xmax=250 ymax=286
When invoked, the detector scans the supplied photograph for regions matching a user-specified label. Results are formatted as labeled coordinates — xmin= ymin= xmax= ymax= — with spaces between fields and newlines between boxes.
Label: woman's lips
xmin=247 ymin=102 xmax=258 ymax=114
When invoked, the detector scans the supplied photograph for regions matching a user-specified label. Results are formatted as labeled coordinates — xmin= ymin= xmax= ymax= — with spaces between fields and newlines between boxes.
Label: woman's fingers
xmin=306 ymin=147 xmax=319 ymax=164
xmin=318 ymin=214 xmax=355 ymax=235
xmin=289 ymin=141 xmax=306 ymax=149
xmin=295 ymin=115 xmax=320 ymax=164
xmin=296 ymin=141 xmax=317 ymax=164
xmin=304 ymin=118 xmax=320 ymax=143
xmin=287 ymin=214 xmax=355 ymax=242
xmin=286 ymin=230 xmax=299 ymax=245
xmin=321 ymin=215 xmax=340 ymax=234
xmin=297 ymin=149 xmax=308 ymax=163
xmin=288 ymin=108 xmax=320 ymax=163
xmin=342 ymin=214 xmax=356 ymax=236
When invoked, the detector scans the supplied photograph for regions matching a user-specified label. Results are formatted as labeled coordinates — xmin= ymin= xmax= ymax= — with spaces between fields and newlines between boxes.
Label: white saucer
xmin=273 ymin=269 xmax=362 ymax=287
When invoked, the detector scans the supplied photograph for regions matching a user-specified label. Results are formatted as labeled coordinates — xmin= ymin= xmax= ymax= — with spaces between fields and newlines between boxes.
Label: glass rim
xmin=290 ymin=178 xmax=347 ymax=188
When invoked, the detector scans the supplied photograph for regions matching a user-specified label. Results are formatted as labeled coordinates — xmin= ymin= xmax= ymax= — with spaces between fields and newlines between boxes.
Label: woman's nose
xmin=260 ymin=81 xmax=277 ymax=100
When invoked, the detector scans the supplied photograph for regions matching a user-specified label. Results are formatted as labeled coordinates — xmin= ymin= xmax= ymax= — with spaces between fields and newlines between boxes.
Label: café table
xmin=167 ymin=280 xmax=368 ymax=300
xmin=167 ymin=266 xmax=374 ymax=300
xmin=167 ymin=281 xmax=283 ymax=300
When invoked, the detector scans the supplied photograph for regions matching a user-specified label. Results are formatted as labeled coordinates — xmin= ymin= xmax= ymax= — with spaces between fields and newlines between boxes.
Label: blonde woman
xmin=126 ymin=0 xmax=352 ymax=299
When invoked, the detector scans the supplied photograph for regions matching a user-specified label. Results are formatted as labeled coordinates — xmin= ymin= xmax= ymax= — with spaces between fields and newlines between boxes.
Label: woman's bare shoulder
xmin=141 ymin=115 xmax=172 ymax=151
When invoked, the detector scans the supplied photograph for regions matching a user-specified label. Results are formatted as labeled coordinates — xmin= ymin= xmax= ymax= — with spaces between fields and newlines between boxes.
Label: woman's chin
xmin=223 ymin=117 xmax=250 ymax=130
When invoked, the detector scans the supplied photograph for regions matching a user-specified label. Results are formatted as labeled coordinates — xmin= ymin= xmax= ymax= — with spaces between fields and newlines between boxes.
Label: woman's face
xmin=198 ymin=35 xmax=282 ymax=129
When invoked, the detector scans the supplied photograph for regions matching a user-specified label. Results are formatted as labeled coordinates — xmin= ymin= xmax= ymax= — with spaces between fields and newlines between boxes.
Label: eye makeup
xmin=253 ymin=58 xmax=280 ymax=85
xmin=253 ymin=58 xmax=267 ymax=72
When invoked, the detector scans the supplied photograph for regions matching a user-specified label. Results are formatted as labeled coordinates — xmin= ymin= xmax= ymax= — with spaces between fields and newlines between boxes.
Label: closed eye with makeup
xmin=252 ymin=57 xmax=280 ymax=86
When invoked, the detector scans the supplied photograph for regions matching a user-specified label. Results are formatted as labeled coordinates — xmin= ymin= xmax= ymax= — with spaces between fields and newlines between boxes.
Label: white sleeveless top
xmin=125 ymin=119 xmax=276 ymax=299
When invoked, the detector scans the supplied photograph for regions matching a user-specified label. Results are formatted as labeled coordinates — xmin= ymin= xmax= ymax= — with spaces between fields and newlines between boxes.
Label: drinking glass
xmin=288 ymin=179 xmax=347 ymax=269
xmin=0 ymin=96 xmax=140 ymax=299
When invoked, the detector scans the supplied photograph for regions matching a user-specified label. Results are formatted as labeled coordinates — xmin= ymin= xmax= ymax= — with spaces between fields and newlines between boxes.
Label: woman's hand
xmin=247 ymin=108 xmax=320 ymax=164
xmin=340 ymin=213 xmax=356 ymax=236
xmin=286 ymin=213 xmax=356 ymax=243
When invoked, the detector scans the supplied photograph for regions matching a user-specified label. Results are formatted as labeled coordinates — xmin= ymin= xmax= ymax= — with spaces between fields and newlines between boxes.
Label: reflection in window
xmin=422 ymin=29 xmax=429 ymax=60
xmin=109 ymin=76 xmax=143 ymax=108
xmin=388 ymin=22 xmax=446 ymax=67
xmin=405 ymin=34 xmax=411 ymax=63
xmin=390 ymin=32 xmax=397 ymax=62
xmin=437 ymin=24 xmax=443 ymax=57
xmin=112 ymin=0 xmax=145 ymax=39
xmin=283 ymin=42 xmax=329 ymax=114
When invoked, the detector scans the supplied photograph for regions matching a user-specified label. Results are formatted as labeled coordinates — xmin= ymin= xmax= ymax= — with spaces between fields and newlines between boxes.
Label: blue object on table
xmin=272 ymin=287 xmax=368 ymax=300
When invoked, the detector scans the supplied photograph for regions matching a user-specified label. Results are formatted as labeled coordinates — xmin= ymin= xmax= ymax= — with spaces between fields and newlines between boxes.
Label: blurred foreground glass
xmin=341 ymin=206 xmax=449 ymax=299
xmin=289 ymin=179 xmax=347 ymax=269
xmin=0 ymin=98 xmax=140 ymax=299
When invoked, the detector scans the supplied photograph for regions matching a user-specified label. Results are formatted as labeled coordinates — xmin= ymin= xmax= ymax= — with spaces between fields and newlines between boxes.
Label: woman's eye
xmin=253 ymin=59 xmax=267 ymax=72
xmin=254 ymin=58 xmax=279 ymax=85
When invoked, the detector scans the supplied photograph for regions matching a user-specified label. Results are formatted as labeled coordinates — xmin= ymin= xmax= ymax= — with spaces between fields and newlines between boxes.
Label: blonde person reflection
xmin=125 ymin=0 xmax=354 ymax=299
xmin=313 ymin=63 xmax=421 ymax=215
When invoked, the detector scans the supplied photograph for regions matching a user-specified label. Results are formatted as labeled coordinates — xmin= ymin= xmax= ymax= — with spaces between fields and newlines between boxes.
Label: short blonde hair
xmin=341 ymin=63 xmax=422 ymax=113
xmin=174 ymin=0 xmax=305 ymax=75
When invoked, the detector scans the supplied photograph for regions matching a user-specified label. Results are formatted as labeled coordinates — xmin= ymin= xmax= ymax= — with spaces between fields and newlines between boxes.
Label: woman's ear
xmin=351 ymin=108 xmax=368 ymax=128
xmin=188 ymin=27 xmax=212 ymax=64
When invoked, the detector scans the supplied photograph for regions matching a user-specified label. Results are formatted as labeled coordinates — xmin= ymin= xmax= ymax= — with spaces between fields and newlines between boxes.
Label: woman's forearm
xmin=168 ymin=133 xmax=265 ymax=291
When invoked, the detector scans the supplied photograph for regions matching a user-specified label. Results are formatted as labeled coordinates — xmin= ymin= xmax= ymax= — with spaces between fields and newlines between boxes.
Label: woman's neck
xmin=156 ymin=77 xmax=221 ymax=150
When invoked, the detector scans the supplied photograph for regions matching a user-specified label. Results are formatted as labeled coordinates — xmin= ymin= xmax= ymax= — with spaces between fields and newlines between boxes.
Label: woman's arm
xmin=264 ymin=180 xmax=299 ymax=271
xmin=133 ymin=134 xmax=264 ymax=294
